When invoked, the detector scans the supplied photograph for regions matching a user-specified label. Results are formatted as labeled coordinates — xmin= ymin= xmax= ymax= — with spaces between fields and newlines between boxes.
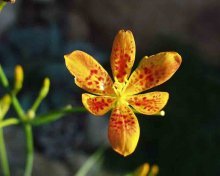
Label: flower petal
xmin=108 ymin=105 xmax=140 ymax=156
xmin=110 ymin=30 xmax=136 ymax=83
xmin=127 ymin=92 xmax=169 ymax=115
xmin=82 ymin=93 xmax=116 ymax=116
xmin=124 ymin=52 xmax=182 ymax=95
xmin=65 ymin=50 xmax=114 ymax=95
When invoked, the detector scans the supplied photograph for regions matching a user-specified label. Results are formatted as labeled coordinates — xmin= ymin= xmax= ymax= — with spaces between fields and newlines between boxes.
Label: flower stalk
xmin=0 ymin=128 xmax=10 ymax=176
xmin=11 ymin=93 xmax=26 ymax=121
xmin=0 ymin=118 xmax=19 ymax=128
xmin=0 ymin=95 xmax=11 ymax=176
xmin=28 ymin=78 xmax=50 ymax=119
xmin=23 ymin=124 xmax=34 ymax=176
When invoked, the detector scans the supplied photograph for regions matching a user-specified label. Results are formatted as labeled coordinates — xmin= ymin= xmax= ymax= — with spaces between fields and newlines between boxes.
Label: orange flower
xmin=64 ymin=30 xmax=182 ymax=156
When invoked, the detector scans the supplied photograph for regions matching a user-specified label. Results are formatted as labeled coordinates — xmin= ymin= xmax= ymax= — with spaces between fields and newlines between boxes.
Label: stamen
xmin=120 ymin=78 xmax=129 ymax=94
xmin=153 ymin=110 xmax=165 ymax=116
xmin=113 ymin=80 xmax=125 ymax=96
xmin=120 ymin=78 xmax=129 ymax=95
xmin=112 ymin=85 xmax=119 ymax=96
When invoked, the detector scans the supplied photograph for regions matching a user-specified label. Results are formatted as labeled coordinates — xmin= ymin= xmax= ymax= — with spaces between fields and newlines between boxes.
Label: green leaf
xmin=75 ymin=147 xmax=105 ymax=176
xmin=0 ymin=2 xmax=6 ymax=12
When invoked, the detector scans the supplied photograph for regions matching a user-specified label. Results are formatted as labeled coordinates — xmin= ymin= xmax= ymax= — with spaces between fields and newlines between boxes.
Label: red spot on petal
xmin=144 ymin=67 xmax=151 ymax=74
xmin=98 ymin=77 xmax=103 ymax=81
xmin=124 ymin=53 xmax=129 ymax=58
xmin=139 ymin=74 xmax=144 ymax=79
xmin=114 ymin=47 xmax=119 ymax=51
xmin=87 ymin=97 xmax=114 ymax=113
xmin=107 ymin=98 xmax=113 ymax=103
xmin=135 ymin=102 xmax=141 ymax=106
xmin=117 ymin=121 xmax=122 ymax=124
xmin=147 ymin=75 xmax=154 ymax=82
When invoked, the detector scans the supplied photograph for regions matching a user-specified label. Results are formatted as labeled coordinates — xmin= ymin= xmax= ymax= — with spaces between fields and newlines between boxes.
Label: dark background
xmin=0 ymin=0 xmax=220 ymax=175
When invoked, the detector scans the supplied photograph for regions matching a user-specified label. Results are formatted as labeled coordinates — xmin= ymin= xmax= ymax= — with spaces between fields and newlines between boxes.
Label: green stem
xmin=0 ymin=118 xmax=20 ymax=128
xmin=31 ymin=106 xmax=86 ymax=126
xmin=29 ymin=77 xmax=50 ymax=114
xmin=0 ymin=128 xmax=10 ymax=176
xmin=24 ymin=124 xmax=34 ymax=176
xmin=30 ymin=96 xmax=43 ymax=113
xmin=11 ymin=94 xmax=26 ymax=121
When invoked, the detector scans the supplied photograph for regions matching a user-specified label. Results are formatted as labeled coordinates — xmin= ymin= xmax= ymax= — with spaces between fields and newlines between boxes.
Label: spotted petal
xmin=65 ymin=50 xmax=114 ymax=95
xmin=127 ymin=92 xmax=169 ymax=115
xmin=82 ymin=93 xmax=116 ymax=116
xmin=108 ymin=105 xmax=140 ymax=156
xmin=110 ymin=30 xmax=136 ymax=83
xmin=124 ymin=52 xmax=182 ymax=95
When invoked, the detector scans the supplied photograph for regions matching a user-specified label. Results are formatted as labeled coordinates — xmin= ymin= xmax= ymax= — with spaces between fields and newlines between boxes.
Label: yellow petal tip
xmin=114 ymin=147 xmax=135 ymax=157
xmin=167 ymin=52 xmax=182 ymax=65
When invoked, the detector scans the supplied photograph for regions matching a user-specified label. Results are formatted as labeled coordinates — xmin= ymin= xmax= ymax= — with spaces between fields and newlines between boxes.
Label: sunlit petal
xmin=124 ymin=52 xmax=182 ymax=95
xmin=127 ymin=92 xmax=169 ymax=115
xmin=108 ymin=105 xmax=140 ymax=156
xmin=110 ymin=30 xmax=136 ymax=83
xmin=65 ymin=50 xmax=114 ymax=95
xmin=82 ymin=93 xmax=116 ymax=116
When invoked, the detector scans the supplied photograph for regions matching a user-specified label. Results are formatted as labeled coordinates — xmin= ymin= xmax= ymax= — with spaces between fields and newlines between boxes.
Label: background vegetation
xmin=0 ymin=0 xmax=220 ymax=175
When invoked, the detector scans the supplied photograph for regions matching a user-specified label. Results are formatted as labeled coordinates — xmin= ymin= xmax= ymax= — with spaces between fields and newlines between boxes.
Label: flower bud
xmin=0 ymin=65 xmax=9 ymax=88
xmin=14 ymin=65 xmax=24 ymax=93
xmin=150 ymin=164 xmax=159 ymax=176
xmin=39 ymin=77 xmax=50 ymax=98
xmin=0 ymin=94 xmax=11 ymax=120
xmin=27 ymin=109 xmax=35 ymax=120
xmin=134 ymin=163 xmax=150 ymax=176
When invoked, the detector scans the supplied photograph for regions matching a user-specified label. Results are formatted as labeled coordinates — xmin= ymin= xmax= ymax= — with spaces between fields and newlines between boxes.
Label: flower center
xmin=113 ymin=80 xmax=129 ymax=106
